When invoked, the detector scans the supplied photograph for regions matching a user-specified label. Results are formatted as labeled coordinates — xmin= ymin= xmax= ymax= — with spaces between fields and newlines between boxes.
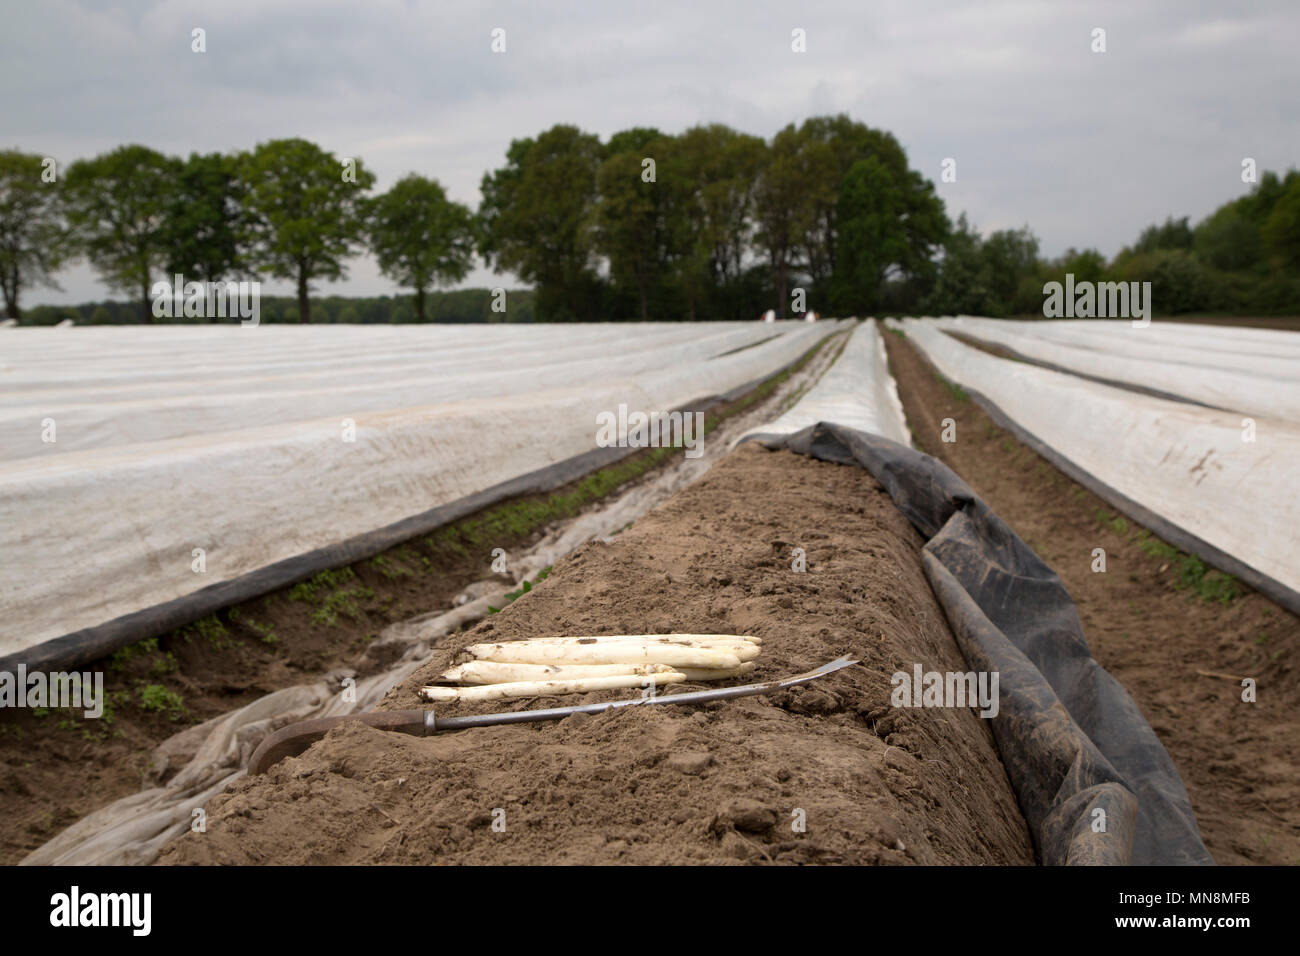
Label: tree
xmin=1054 ymin=247 xmax=1107 ymax=284
xmin=479 ymin=124 xmax=602 ymax=321
xmin=832 ymin=157 xmax=946 ymax=313
xmin=1112 ymin=248 xmax=1210 ymax=314
xmin=927 ymin=213 xmax=991 ymax=315
xmin=1123 ymin=216 xmax=1194 ymax=258
xmin=64 ymin=145 xmax=178 ymax=322
xmin=669 ymin=125 xmax=766 ymax=319
xmin=1261 ymin=172 xmax=1300 ymax=271
xmin=1194 ymin=204 xmax=1262 ymax=272
xmin=791 ymin=116 xmax=944 ymax=308
xmin=161 ymin=151 xmax=249 ymax=289
xmin=755 ymin=115 xmax=945 ymax=317
xmin=593 ymin=132 xmax=680 ymax=320
xmin=239 ymin=138 xmax=374 ymax=323
xmin=0 ymin=150 xmax=69 ymax=320
xmin=980 ymin=226 xmax=1040 ymax=315
xmin=366 ymin=174 xmax=475 ymax=322
xmin=753 ymin=128 xmax=803 ymax=315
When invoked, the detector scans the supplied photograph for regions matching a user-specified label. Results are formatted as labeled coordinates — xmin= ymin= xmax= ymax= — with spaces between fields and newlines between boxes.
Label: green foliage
xmin=1261 ymin=172 xmax=1300 ymax=270
xmin=488 ymin=567 xmax=552 ymax=614
xmin=0 ymin=149 xmax=68 ymax=319
xmin=239 ymin=138 xmax=375 ymax=323
xmin=1096 ymin=509 xmax=1243 ymax=605
xmin=24 ymin=131 xmax=1298 ymax=322
xmin=594 ymin=148 xmax=666 ymax=320
xmin=365 ymin=174 xmax=475 ymax=321
xmin=289 ymin=567 xmax=357 ymax=603
xmin=244 ymin=618 xmax=279 ymax=645
xmin=927 ymin=213 xmax=992 ymax=314
xmin=369 ymin=554 xmax=414 ymax=581
xmin=1195 ymin=204 xmax=1262 ymax=271
xmin=63 ymin=144 xmax=179 ymax=321
xmin=669 ymin=124 xmax=767 ymax=320
xmin=109 ymin=637 xmax=159 ymax=671
xmin=1111 ymin=248 xmax=1212 ymax=314
xmin=935 ymin=373 xmax=969 ymax=402
xmin=138 ymin=684 xmax=187 ymax=721
xmin=478 ymin=125 xmax=603 ymax=321
xmin=311 ymin=585 xmax=374 ymax=627
xmin=194 ymin=614 xmax=234 ymax=649
xmin=289 ymin=567 xmax=373 ymax=627
xmin=161 ymin=151 xmax=249 ymax=283
xmin=1128 ymin=216 xmax=1195 ymax=256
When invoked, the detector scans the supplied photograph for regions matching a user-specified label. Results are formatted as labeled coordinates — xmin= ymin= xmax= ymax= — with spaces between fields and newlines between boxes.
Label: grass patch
xmin=138 ymin=684 xmax=187 ymax=721
xmin=288 ymin=567 xmax=377 ymax=627
xmin=194 ymin=614 xmax=234 ymax=650
xmin=1095 ymin=508 xmax=1242 ymax=604
xmin=108 ymin=637 xmax=159 ymax=671
xmin=369 ymin=554 xmax=414 ymax=581
xmin=289 ymin=567 xmax=357 ymax=603
xmin=311 ymin=584 xmax=376 ymax=627
xmin=935 ymin=373 xmax=969 ymax=402
xmin=488 ymin=566 xmax=552 ymax=614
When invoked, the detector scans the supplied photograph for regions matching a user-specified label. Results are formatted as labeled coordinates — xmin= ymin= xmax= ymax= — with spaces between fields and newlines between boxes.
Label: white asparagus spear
xmin=437 ymin=661 xmax=675 ymax=685
xmin=437 ymin=660 xmax=757 ymax=685
xmin=674 ymin=662 xmax=758 ymax=681
xmin=465 ymin=641 xmax=741 ymax=669
xmin=510 ymin=633 xmax=761 ymax=646
xmin=419 ymin=671 xmax=686 ymax=702
xmin=480 ymin=636 xmax=761 ymax=662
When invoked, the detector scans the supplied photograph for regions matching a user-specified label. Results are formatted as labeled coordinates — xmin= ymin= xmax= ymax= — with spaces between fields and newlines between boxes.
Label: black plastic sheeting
xmin=747 ymin=422 xmax=1213 ymax=866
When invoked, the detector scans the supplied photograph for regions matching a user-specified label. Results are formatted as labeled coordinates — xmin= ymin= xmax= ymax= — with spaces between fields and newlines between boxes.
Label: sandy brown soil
xmin=883 ymin=326 xmax=1300 ymax=865
xmin=159 ymin=444 xmax=1035 ymax=866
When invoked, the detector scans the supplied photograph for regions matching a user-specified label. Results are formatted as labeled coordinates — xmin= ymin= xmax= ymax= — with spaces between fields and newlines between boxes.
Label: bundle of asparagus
xmin=419 ymin=634 xmax=761 ymax=702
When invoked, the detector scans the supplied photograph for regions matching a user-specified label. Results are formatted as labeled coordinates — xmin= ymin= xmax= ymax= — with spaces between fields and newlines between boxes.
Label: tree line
xmin=0 ymin=140 xmax=474 ymax=324
xmin=934 ymin=169 xmax=1300 ymax=318
xmin=2 ymin=121 xmax=1298 ymax=324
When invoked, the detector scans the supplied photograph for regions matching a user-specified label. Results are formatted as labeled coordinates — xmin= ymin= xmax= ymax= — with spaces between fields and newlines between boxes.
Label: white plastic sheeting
xmin=1 ymin=322 xmax=836 ymax=656
xmin=936 ymin=316 xmax=1300 ymax=421
xmin=891 ymin=318 xmax=1300 ymax=604
xmin=740 ymin=320 xmax=911 ymax=446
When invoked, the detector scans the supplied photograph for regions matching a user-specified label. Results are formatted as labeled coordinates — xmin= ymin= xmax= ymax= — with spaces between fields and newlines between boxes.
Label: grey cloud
xmin=2 ymin=0 xmax=1295 ymax=305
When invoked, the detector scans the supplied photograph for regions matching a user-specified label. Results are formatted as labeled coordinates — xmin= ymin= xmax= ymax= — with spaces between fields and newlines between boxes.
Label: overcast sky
xmin=3 ymin=0 xmax=1296 ymax=306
